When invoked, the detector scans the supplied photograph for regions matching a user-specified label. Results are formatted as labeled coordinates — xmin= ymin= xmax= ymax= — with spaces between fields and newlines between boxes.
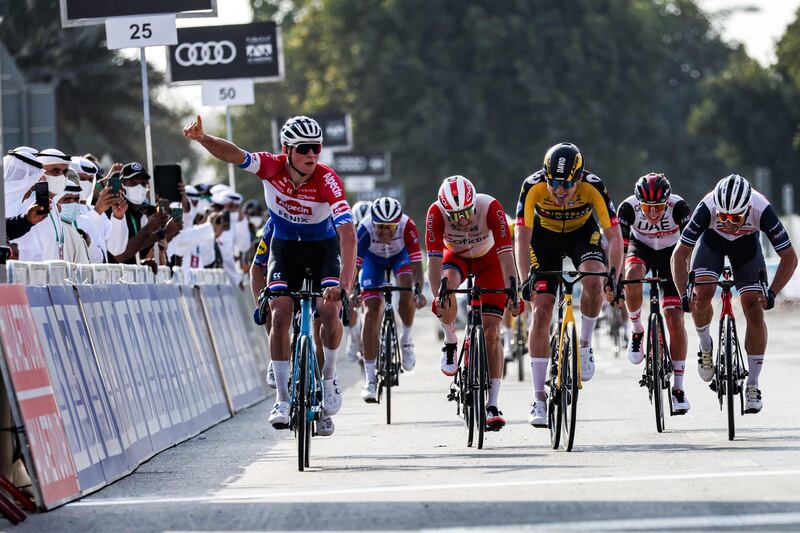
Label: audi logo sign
xmin=333 ymin=153 xmax=389 ymax=177
xmin=167 ymin=22 xmax=283 ymax=84
xmin=175 ymin=41 xmax=237 ymax=67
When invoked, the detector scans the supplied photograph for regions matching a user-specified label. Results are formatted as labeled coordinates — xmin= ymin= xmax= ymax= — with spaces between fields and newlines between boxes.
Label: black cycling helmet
xmin=635 ymin=173 xmax=671 ymax=204
xmin=543 ymin=142 xmax=584 ymax=183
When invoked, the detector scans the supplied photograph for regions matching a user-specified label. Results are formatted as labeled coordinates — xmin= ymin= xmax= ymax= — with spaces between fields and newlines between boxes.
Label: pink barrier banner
xmin=0 ymin=285 xmax=80 ymax=509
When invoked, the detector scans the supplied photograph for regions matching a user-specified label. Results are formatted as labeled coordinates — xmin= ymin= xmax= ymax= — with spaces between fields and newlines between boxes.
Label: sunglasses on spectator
xmin=294 ymin=143 xmax=322 ymax=155
xmin=641 ymin=202 xmax=667 ymax=215
xmin=717 ymin=212 xmax=746 ymax=224
xmin=546 ymin=178 xmax=576 ymax=190
xmin=375 ymin=222 xmax=399 ymax=232
xmin=44 ymin=167 xmax=68 ymax=176
xmin=447 ymin=206 xmax=476 ymax=223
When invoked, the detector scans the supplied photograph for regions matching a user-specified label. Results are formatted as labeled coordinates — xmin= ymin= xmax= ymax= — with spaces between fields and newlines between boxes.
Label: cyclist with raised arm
xmin=671 ymin=174 xmax=797 ymax=413
xmin=618 ymin=173 xmax=692 ymax=412
xmin=346 ymin=201 xmax=371 ymax=362
xmin=426 ymin=175 xmax=519 ymax=431
xmin=183 ymin=115 xmax=356 ymax=436
xmin=516 ymin=142 xmax=623 ymax=428
xmin=357 ymin=197 xmax=427 ymax=401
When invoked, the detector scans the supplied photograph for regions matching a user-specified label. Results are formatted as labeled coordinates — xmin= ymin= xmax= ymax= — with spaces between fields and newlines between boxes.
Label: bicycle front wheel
xmin=548 ymin=333 xmax=561 ymax=449
xmin=516 ymin=319 xmax=526 ymax=382
xmin=724 ymin=315 xmax=736 ymax=441
xmin=649 ymin=314 xmax=665 ymax=433
xmin=384 ymin=318 xmax=398 ymax=425
xmin=296 ymin=336 xmax=309 ymax=472
xmin=472 ymin=327 xmax=488 ymax=449
xmin=563 ymin=322 xmax=579 ymax=452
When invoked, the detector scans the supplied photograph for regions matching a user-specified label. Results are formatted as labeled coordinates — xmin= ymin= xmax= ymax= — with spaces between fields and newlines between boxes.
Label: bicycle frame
xmin=289 ymin=282 xmax=320 ymax=427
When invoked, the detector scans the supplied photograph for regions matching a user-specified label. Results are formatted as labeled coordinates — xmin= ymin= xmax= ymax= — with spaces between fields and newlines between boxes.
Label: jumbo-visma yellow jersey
xmin=515 ymin=169 xmax=618 ymax=233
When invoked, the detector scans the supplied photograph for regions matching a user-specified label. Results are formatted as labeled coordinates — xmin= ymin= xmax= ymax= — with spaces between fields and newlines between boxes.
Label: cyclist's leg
xmin=359 ymin=254 xmax=385 ymax=387
xmin=570 ymin=224 xmax=606 ymax=350
xmin=732 ymin=244 xmax=767 ymax=390
xmin=658 ymin=245 xmax=687 ymax=374
xmin=315 ymin=238 xmax=345 ymax=378
xmin=501 ymin=309 xmax=514 ymax=360
xmin=437 ymin=251 xmax=465 ymax=376
xmin=624 ymin=242 xmax=648 ymax=364
xmin=689 ymin=234 xmax=723 ymax=346
xmin=392 ymin=250 xmax=415 ymax=341
xmin=266 ymin=239 xmax=303 ymax=426
xmin=527 ymin=226 xmax=559 ymax=413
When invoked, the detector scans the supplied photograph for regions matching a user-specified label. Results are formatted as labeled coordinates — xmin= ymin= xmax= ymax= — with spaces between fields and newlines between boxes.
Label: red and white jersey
xmin=356 ymin=214 xmax=422 ymax=265
xmin=425 ymin=194 xmax=513 ymax=259
xmin=239 ymin=151 xmax=352 ymax=240
xmin=617 ymin=194 xmax=691 ymax=251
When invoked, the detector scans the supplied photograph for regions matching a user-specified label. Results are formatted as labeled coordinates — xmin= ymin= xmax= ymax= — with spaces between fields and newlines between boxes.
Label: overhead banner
xmin=167 ymin=22 xmax=284 ymax=84
xmin=61 ymin=0 xmax=216 ymax=27
xmin=0 ymin=285 xmax=80 ymax=510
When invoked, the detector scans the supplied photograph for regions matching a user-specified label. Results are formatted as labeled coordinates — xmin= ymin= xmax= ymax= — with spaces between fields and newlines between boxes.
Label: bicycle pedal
xmin=638 ymin=376 xmax=647 ymax=387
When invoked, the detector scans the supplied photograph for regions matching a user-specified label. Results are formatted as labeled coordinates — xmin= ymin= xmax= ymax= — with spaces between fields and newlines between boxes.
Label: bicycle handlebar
xmin=437 ymin=276 xmax=518 ymax=307
xmin=686 ymin=268 xmax=768 ymax=298
xmin=259 ymin=286 xmax=351 ymax=326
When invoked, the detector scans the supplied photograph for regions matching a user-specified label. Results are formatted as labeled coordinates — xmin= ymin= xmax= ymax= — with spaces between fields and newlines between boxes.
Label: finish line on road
xmin=69 ymin=468 xmax=800 ymax=506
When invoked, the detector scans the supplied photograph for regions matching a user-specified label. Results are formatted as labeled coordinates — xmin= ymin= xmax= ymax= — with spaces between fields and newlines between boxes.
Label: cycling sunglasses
xmin=374 ymin=222 xmax=399 ymax=232
xmin=447 ymin=206 xmax=476 ymax=223
xmin=641 ymin=202 xmax=667 ymax=215
xmin=717 ymin=211 xmax=746 ymax=224
xmin=546 ymin=177 xmax=576 ymax=190
xmin=294 ymin=143 xmax=322 ymax=155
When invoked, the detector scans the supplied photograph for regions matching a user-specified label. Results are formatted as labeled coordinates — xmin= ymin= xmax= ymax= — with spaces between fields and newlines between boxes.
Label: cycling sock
xmin=531 ymin=357 xmax=549 ymax=401
xmin=673 ymin=360 xmax=685 ymax=390
xmin=629 ymin=307 xmax=644 ymax=334
xmin=349 ymin=316 xmax=361 ymax=344
xmin=501 ymin=326 xmax=513 ymax=351
xmin=696 ymin=323 xmax=713 ymax=352
xmin=402 ymin=324 xmax=413 ymax=345
xmin=580 ymin=314 xmax=599 ymax=346
xmin=272 ymin=360 xmax=290 ymax=402
xmin=364 ymin=360 xmax=377 ymax=382
xmin=488 ymin=378 xmax=502 ymax=408
xmin=747 ymin=355 xmax=764 ymax=386
xmin=322 ymin=345 xmax=339 ymax=379
xmin=441 ymin=321 xmax=458 ymax=344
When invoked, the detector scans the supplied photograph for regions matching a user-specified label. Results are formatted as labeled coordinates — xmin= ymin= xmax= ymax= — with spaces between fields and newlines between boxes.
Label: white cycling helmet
xmin=351 ymin=201 xmax=371 ymax=226
xmin=438 ymin=175 xmax=476 ymax=212
xmin=280 ymin=116 xmax=323 ymax=146
xmin=371 ymin=197 xmax=403 ymax=224
xmin=714 ymin=174 xmax=751 ymax=215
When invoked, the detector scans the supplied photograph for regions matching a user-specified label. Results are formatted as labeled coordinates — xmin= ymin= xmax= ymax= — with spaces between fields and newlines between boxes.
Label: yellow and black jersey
xmin=515 ymin=169 xmax=618 ymax=233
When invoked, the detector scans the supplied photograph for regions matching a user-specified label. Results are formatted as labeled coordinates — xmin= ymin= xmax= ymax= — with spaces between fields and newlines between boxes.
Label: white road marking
xmin=69 ymin=468 xmax=800 ymax=507
xmin=422 ymin=512 xmax=800 ymax=531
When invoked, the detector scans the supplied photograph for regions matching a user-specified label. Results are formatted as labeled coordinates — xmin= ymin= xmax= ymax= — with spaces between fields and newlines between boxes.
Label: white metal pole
xmin=0 ymin=45 xmax=7 ymax=256
xmin=225 ymin=105 xmax=235 ymax=192
xmin=139 ymin=47 xmax=159 ymax=266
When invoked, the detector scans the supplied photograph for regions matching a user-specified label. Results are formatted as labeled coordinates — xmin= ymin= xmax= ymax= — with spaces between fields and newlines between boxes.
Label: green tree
xmin=0 ymin=0 xmax=198 ymax=170
xmin=237 ymin=0 xmax=740 ymax=220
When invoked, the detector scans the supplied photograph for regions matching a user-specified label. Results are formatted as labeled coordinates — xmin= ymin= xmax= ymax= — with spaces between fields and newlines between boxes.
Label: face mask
xmin=46 ymin=174 xmax=67 ymax=196
xmin=249 ymin=216 xmax=264 ymax=228
xmin=59 ymin=203 xmax=81 ymax=224
xmin=79 ymin=181 xmax=94 ymax=202
xmin=124 ymin=184 xmax=148 ymax=205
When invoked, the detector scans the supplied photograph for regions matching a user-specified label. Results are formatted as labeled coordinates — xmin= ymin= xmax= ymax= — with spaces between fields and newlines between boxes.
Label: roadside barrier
xmin=0 ymin=260 xmax=269 ymax=511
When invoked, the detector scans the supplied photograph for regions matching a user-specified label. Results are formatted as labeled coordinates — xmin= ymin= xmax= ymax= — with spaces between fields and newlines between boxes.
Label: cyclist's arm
xmin=670 ymin=242 xmax=693 ymax=298
xmin=487 ymin=198 xmax=516 ymax=284
xmin=424 ymin=203 xmax=445 ymax=296
xmin=194 ymin=134 xmax=246 ymax=166
xmin=515 ymin=178 xmax=535 ymax=280
xmin=673 ymin=198 xmax=692 ymax=232
xmin=760 ymin=204 xmax=798 ymax=295
xmin=603 ymin=223 xmax=624 ymax=280
xmin=402 ymin=219 xmax=426 ymax=291
xmin=617 ymin=199 xmax=635 ymax=252
xmin=337 ymin=221 xmax=357 ymax=292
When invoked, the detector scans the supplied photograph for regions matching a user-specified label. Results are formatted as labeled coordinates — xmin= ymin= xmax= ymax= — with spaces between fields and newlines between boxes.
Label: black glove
xmin=604 ymin=267 xmax=617 ymax=296
xmin=765 ymin=289 xmax=776 ymax=310
xmin=681 ymin=294 xmax=691 ymax=313
xmin=521 ymin=278 xmax=534 ymax=301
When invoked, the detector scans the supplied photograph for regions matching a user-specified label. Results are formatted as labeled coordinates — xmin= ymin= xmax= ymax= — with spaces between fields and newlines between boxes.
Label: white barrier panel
xmin=107 ymin=264 xmax=123 ymax=284
xmin=156 ymin=266 xmax=172 ymax=284
xmin=29 ymin=263 xmax=49 ymax=287
xmin=6 ymin=261 xmax=29 ymax=285
xmin=46 ymin=261 xmax=69 ymax=285
xmin=92 ymin=264 xmax=109 ymax=285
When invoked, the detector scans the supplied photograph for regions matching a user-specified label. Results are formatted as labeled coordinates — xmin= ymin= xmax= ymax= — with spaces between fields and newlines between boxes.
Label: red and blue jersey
xmin=240 ymin=151 xmax=353 ymax=241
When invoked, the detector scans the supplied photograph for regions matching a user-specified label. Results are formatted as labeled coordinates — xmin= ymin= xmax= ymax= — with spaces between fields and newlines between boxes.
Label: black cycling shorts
xmin=267 ymin=237 xmax=342 ymax=293
xmin=626 ymin=239 xmax=680 ymax=306
xmin=691 ymin=231 xmax=765 ymax=294
xmin=529 ymin=219 xmax=607 ymax=295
